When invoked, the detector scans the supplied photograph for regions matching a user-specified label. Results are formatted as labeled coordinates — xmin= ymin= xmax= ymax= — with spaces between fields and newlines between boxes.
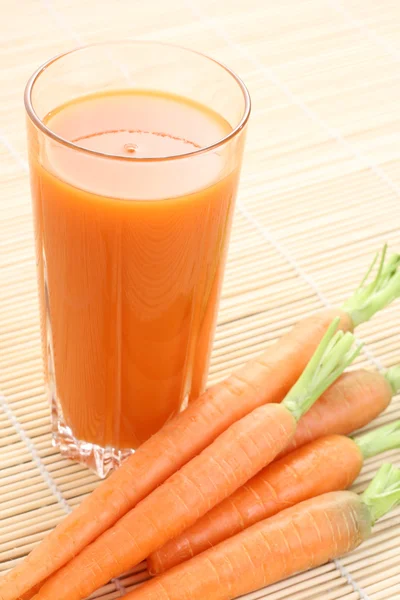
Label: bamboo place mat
xmin=1 ymin=0 xmax=400 ymax=598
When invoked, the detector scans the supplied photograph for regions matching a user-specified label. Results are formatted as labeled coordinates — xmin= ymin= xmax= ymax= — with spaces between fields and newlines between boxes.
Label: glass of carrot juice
xmin=24 ymin=42 xmax=250 ymax=477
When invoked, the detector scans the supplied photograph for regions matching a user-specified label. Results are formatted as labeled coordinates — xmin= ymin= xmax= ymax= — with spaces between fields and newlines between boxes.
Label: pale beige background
xmin=1 ymin=0 xmax=400 ymax=598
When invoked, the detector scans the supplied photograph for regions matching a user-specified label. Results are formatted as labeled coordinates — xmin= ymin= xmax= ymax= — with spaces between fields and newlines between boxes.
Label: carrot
xmin=17 ymin=586 xmax=42 ymax=600
xmin=2 ymin=246 xmax=398 ymax=600
xmin=30 ymin=320 xmax=361 ymax=600
xmin=148 ymin=413 xmax=400 ymax=574
xmin=127 ymin=463 xmax=400 ymax=600
xmin=279 ymin=364 xmax=400 ymax=457
xmin=2 ymin=312 xmax=350 ymax=600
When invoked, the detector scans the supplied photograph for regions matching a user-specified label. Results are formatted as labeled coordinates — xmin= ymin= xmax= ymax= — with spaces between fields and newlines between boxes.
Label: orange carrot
xmin=148 ymin=413 xmax=400 ymax=574
xmin=30 ymin=320 xmax=361 ymax=600
xmin=2 ymin=246 xmax=398 ymax=600
xmin=0 ymin=312 xmax=348 ymax=600
xmin=127 ymin=464 xmax=400 ymax=600
xmin=17 ymin=586 xmax=41 ymax=600
xmin=279 ymin=366 xmax=397 ymax=457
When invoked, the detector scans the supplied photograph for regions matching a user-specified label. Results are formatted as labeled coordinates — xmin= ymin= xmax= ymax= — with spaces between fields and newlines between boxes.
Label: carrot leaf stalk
xmin=362 ymin=463 xmax=400 ymax=524
xmin=385 ymin=364 xmax=400 ymax=396
xmin=342 ymin=245 xmax=400 ymax=327
xmin=354 ymin=420 xmax=400 ymax=460
xmin=282 ymin=317 xmax=362 ymax=421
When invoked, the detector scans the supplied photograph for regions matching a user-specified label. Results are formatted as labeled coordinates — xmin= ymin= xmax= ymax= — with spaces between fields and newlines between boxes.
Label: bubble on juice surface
xmin=124 ymin=143 xmax=138 ymax=153
xmin=73 ymin=129 xmax=201 ymax=158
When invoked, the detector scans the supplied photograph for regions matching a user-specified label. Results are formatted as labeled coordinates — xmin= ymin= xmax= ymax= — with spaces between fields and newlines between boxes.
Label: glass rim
xmin=24 ymin=40 xmax=251 ymax=163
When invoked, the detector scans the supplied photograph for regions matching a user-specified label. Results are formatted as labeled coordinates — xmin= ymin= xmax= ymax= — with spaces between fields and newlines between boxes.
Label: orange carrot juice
xmin=28 ymin=90 xmax=243 ymax=453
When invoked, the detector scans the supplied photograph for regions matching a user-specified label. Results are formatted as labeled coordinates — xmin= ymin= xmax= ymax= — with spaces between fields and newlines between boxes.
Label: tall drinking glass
xmin=25 ymin=42 xmax=250 ymax=477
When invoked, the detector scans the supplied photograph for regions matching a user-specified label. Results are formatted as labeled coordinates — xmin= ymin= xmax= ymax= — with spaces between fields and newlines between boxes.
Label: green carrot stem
xmin=385 ymin=365 xmax=400 ymax=396
xmin=282 ymin=318 xmax=362 ymax=421
xmin=354 ymin=420 xmax=400 ymax=460
xmin=342 ymin=244 xmax=400 ymax=327
xmin=362 ymin=463 xmax=400 ymax=525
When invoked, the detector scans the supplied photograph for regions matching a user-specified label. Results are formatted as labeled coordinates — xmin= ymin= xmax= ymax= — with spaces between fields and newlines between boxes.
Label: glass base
xmin=50 ymin=392 xmax=134 ymax=479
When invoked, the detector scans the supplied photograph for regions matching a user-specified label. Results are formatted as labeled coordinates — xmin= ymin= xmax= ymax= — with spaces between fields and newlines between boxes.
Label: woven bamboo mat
xmin=1 ymin=0 xmax=400 ymax=598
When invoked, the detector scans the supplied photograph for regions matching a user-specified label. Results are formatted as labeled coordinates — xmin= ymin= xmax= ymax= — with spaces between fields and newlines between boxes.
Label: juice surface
xmin=29 ymin=90 xmax=240 ymax=448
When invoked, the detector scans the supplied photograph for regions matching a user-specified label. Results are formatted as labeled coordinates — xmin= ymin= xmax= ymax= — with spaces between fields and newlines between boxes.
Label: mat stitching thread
xmin=0 ymin=393 xmax=71 ymax=514
xmin=184 ymin=2 xmax=384 ymax=598
xmin=328 ymin=0 xmax=400 ymax=63
xmin=334 ymin=558 xmax=371 ymax=600
xmin=41 ymin=0 xmax=83 ymax=45
xmin=0 ymin=134 xmax=28 ymax=171
xmin=113 ymin=577 xmax=126 ymax=597
xmin=41 ymin=0 xmax=132 ymax=86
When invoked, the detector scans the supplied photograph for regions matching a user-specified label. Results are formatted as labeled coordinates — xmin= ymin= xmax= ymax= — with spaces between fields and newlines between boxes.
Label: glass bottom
xmin=50 ymin=391 xmax=134 ymax=479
